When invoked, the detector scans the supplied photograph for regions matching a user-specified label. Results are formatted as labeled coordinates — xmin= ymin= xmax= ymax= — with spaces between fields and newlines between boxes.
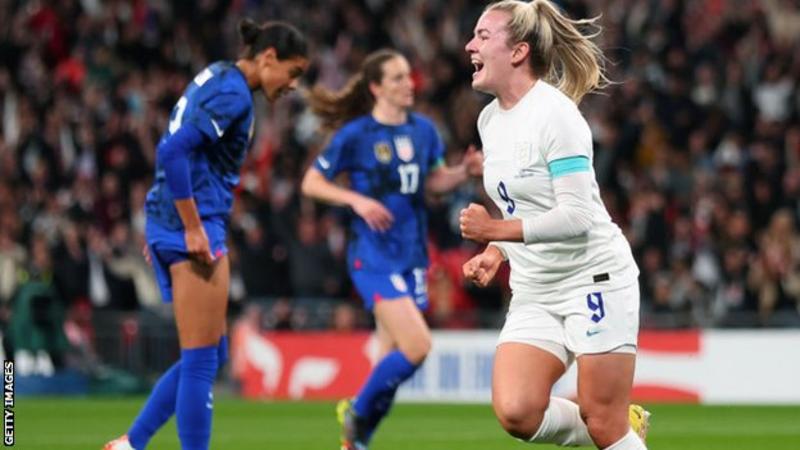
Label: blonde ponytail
xmin=486 ymin=0 xmax=609 ymax=103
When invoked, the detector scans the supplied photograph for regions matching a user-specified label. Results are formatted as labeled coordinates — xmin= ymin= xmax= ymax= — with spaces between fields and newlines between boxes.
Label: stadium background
xmin=2 ymin=0 xmax=800 ymax=449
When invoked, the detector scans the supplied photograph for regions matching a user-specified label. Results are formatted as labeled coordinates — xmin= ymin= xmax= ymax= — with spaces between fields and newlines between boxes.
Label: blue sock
xmin=128 ymin=362 xmax=181 ymax=449
xmin=176 ymin=345 xmax=218 ymax=450
xmin=217 ymin=335 xmax=229 ymax=368
xmin=365 ymin=388 xmax=398 ymax=440
xmin=127 ymin=336 xmax=229 ymax=449
xmin=353 ymin=351 xmax=418 ymax=424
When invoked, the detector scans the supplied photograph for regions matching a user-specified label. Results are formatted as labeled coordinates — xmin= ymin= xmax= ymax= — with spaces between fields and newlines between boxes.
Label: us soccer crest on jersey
xmin=394 ymin=135 xmax=415 ymax=162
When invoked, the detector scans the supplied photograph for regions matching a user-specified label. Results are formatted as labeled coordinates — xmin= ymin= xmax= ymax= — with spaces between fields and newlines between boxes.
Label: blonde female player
xmin=459 ymin=1 xmax=649 ymax=449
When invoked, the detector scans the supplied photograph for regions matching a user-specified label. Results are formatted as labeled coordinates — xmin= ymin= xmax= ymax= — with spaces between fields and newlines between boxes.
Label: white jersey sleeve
xmin=521 ymin=172 xmax=594 ymax=243
xmin=520 ymin=99 xmax=596 ymax=244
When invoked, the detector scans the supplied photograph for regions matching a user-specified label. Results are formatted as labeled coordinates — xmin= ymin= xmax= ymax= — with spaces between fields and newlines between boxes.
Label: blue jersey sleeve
xmin=314 ymin=128 xmax=353 ymax=179
xmin=185 ymin=74 xmax=251 ymax=144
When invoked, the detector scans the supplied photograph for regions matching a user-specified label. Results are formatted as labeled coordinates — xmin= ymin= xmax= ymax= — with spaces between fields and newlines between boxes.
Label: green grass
xmin=16 ymin=397 xmax=800 ymax=449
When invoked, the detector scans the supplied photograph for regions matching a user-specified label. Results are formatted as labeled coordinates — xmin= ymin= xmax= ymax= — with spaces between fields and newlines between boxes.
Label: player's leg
xmin=566 ymin=283 xmax=646 ymax=449
xmin=577 ymin=353 xmax=645 ymax=449
xmin=359 ymin=267 xmax=430 ymax=437
xmin=346 ymin=297 xmax=429 ymax=437
xmin=361 ymin=297 xmax=429 ymax=426
xmin=493 ymin=343 xmax=592 ymax=446
xmin=494 ymin=300 xmax=593 ymax=446
xmin=172 ymin=255 xmax=229 ymax=450
xmin=341 ymin=270 xmax=430 ymax=449
xmin=125 ymin=330 xmax=229 ymax=450
xmin=338 ymin=322 xmax=396 ymax=444
xmin=115 ymin=240 xmax=229 ymax=450
xmin=374 ymin=321 xmax=395 ymax=360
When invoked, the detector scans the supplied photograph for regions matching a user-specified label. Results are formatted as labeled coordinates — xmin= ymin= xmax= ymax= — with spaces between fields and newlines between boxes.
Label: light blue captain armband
xmin=548 ymin=155 xmax=590 ymax=179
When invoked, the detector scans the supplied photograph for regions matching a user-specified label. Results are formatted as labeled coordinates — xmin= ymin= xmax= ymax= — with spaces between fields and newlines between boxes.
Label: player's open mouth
xmin=472 ymin=61 xmax=484 ymax=78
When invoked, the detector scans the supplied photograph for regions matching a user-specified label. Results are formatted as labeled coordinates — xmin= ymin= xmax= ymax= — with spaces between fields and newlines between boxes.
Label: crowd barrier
xmin=232 ymin=328 xmax=800 ymax=404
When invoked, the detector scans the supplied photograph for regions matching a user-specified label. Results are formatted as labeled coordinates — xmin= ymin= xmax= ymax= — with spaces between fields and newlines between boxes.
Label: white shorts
xmin=497 ymin=282 xmax=640 ymax=367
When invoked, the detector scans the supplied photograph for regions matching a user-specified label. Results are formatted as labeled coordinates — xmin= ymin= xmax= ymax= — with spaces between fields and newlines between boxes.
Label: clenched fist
xmin=460 ymin=203 xmax=494 ymax=243
xmin=463 ymin=245 xmax=504 ymax=287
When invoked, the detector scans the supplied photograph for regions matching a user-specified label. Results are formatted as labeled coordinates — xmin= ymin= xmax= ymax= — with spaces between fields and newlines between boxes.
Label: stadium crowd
xmin=0 ymin=0 xmax=799 ymax=367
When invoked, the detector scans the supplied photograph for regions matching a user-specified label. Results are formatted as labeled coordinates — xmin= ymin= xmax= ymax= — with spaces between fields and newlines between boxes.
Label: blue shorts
xmin=145 ymin=216 xmax=228 ymax=303
xmin=350 ymin=266 xmax=429 ymax=311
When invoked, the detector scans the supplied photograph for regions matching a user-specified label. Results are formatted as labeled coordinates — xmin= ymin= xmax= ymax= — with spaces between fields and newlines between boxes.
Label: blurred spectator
xmin=748 ymin=209 xmax=800 ymax=324
xmin=86 ymin=226 xmax=138 ymax=310
xmin=266 ymin=298 xmax=294 ymax=331
xmin=287 ymin=215 xmax=341 ymax=298
xmin=8 ymin=234 xmax=67 ymax=374
xmin=331 ymin=302 xmax=358 ymax=332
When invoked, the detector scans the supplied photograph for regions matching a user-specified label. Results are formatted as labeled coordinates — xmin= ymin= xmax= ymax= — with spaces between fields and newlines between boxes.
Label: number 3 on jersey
xmin=168 ymin=68 xmax=214 ymax=134
xmin=497 ymin=181 xmax=515 ymax=214
xmin=398 ymin=163 xmax=419 ymax=194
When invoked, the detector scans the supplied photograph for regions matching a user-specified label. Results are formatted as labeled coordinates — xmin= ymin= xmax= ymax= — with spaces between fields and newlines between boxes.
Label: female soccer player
xmin=104 ymin=19 xmax=308 ymax=450
xmin=301 ymin=49 xmax=482 ymax=450
xmin=459 ymin=2 xmax=649 ymax=450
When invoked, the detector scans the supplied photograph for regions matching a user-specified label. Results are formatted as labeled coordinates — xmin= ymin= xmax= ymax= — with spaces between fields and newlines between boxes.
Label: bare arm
xmin=301 ymin=166 xmax=394 ymax=232
xmin=426 ymin=163 xmax=468 ymax=194
xmin=426 ymin=145 xmax=483 ymax=194
xmin=301 ymin=166 xmax=363 ymax=207
xmin=175 ymin=198 xmax=214 ymax=264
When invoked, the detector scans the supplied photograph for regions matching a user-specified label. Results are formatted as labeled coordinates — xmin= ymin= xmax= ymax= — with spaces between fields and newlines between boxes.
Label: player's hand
xmin=142 ymin=245 xmax=152 ymax=265
xmin=463 ymin=145 xmax=483 ymax=177
xmin=463 ymin=245 xmax=504 ymax=287
xmin=185 ymin=226 xmax=214 ymax=265
xmin=352 ymin=196 xmax=394 ymax=232
xmin=460 ymin=203 xmax=494 ymax=243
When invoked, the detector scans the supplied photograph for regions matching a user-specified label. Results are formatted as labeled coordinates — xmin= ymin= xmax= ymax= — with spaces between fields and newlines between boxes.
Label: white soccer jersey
xmin=479 ymin=80 xmax=639 ymax=300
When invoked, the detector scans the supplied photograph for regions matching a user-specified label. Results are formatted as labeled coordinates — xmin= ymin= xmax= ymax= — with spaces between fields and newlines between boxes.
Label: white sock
xmin=528 ymin=397 xmax=593 ymax=447
xmin=604 ymin=429 xmax=647 ymax=450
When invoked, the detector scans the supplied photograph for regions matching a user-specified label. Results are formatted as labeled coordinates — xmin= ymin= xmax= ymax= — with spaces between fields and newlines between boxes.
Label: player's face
xmin=372 ymin=56 xmax=414 ymax=109
xmin=465 ymin=10 xmax=515 ymax=95
xmin=256 ymin=49 xmax=309 ymax=102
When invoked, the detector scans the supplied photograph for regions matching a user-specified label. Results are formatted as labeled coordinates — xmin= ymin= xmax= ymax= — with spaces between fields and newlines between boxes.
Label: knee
xmin=493 ymin=398 xmax=546 ymax=440
xmin=582 ymin=408 xmax=629 ymax=447
xmin=399 ymin=331 xmax=431 ymax=364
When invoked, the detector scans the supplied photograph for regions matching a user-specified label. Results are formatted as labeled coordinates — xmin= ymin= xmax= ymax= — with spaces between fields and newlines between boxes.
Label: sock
xmin=352 ymin=351 xmax=418 ymax=436
xmin=604 ymin=429 xmax=647 ymax=449
xmin=365 ymin=386 xmax=398 ymax=440
xmin=127 ymin=336 xmax=229 ymax=449
xmin=217 ymin=335 xmax=229 ymax=368
xmin=176 ymin=345 xmax=218 ymax=450
xmin=128 ymin=362 xmax=181 ymax=449
xmin=528 ymin=397 xmax=593 ymax=446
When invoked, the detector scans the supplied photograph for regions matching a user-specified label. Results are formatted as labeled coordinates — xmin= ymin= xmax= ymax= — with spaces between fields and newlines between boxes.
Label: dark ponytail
xmin=308 ymin=49 xmax=402 ymax=130
xmin=238 ymin=18 xmax=308 ymax=60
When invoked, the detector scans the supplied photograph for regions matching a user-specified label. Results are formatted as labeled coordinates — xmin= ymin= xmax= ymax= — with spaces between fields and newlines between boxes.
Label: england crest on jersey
xmin=394 ymin=136 xmax=415 ymax=162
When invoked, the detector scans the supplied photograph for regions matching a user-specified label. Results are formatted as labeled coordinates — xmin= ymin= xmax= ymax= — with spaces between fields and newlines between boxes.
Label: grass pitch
xmin=18 ymin=397 xmax=800 ymax=449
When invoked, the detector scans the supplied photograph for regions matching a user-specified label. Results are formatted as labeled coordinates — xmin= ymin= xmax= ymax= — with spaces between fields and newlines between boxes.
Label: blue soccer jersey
xmin=314 ymin=113 xmax=445 ymax=273
xmin=145 ymin=61 xmax=254 ymax=230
